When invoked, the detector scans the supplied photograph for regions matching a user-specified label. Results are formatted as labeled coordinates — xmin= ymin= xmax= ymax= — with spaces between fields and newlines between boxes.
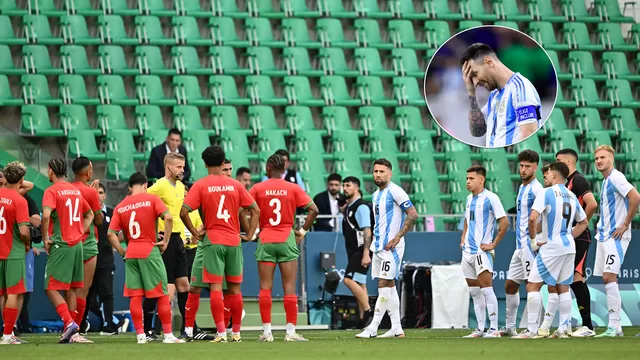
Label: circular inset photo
xmin=424 ymin=25 xmax=557 ymax=148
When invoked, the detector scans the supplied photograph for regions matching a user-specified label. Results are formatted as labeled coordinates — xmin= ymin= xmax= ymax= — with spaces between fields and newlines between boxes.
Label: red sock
xmin=259 ymin=289 xmax=272 ymax=324
xmin=210 ymin=291 xmax=226 ymax=334
xmin=3 ymin=307 xmax=18 ymax=336
xmin=227 ymin=293 xmax=243 ymax=333
xmin=223 ymin=295 xmax=231 ymax=327
xmin=284 ymin=294 xmax=298 ymax=326
xmin=55 ymin=303 xmax=74 ymax=326
xmin=157 ymin=296 xmax=173 ymax=335
xmin=185 ymin=292 xmax=200 ymax=328
xmin=75 ymin=297 xmax=86 ymax=325
xmin=129 ymin=297 xmax=144 ymax=335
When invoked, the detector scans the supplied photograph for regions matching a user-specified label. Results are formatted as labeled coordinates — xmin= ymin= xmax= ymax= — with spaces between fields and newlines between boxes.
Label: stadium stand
xmin=0 ymin=0 xmax=638 ymax=232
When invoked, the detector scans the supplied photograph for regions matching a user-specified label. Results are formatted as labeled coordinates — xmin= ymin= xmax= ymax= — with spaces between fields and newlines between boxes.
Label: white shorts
xmin=371 ymin=243 xmax=405 ymax=280
xmin=507 ymin=247 xmax=536 ymax=283
xmin=528 ymin=251 xmax=575 ymax=286
xmin=461 ymin=251 xmax=494 ymax=280
xmin=593 ymin=236 xmax=631 ymax=276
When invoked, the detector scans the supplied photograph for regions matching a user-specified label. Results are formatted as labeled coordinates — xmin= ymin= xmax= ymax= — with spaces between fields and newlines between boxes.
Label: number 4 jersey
xmin=42 ymin=181 xmax=92 ymax=247
xmin=249 ymin=178 xmax=313 ymax=243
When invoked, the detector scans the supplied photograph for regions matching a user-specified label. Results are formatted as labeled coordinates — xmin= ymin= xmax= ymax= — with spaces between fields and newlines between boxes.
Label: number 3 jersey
xmin=249 ymin=178 xmax=313 ymax=243
xmin=42 ymin=181 xmax=92 ymax=247
xmin=462 ymin=189 xmax=507 ymax=255
xmin=531 ymin=184 xmax=586 ymax=255
xmin=183 ymin=174 xmax=256 ymax=247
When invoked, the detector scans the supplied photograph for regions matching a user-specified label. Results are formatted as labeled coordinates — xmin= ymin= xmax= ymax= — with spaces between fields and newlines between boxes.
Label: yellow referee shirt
xmin=184 ymin=211 xmax=203 ymax=249
xmin=147 ymin=177 xmax=186 ymax=240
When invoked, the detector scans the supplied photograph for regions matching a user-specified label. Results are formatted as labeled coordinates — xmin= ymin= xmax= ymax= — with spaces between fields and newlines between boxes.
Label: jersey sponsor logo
xmin=498 ymin=98 xmax=506 ymax=114
xmin=0 ymin=197 xmax=13 ymax=205
xmin=207 ymin=185 xmax=235 ymax=193
xmin=265 ymin=189 xmax=287 ymax=196
xmin=117 ymin=201 xmax=151 ymax=214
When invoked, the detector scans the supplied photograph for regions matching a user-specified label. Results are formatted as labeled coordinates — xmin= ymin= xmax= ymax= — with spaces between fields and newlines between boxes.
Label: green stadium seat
xmin=220 ymin=130 xmax=256 ymax=162
xmin=138 ymin=0 xmax=173 ymax=16
xmin=356 ymin=76 xmax=395 ymax=106
xmin=388 ymin=0 xmax=428 ymax=20
xmin=424 ymin=0 xmax=463 ymax=20
xmin=482 ymin=148 xmax=516 ymax=209
xmin=97 ymin=104 xmax=137 ymax=135
xmin=567 ymin=51 xmax=607 ymax=81
xmin=97 ymin=15 xmax=138 ymax=46
xmin=296 ymin=151 xmax=327 ymax=188
xmin=135 ymin=105 xmax=167 ymax=135
xmin=174 ymin=0 xmax=209 ymax=17
xmin=354 ymin=48 xmax=393 ymax=77
xmin=527 ymin=0 xmax=566 ymax=22
xmin=630 ymin=24 xmax=640 ymax=49
xmin=322 ymin=106 xmax=357 ymax=134
xmin=333 ymin=147 xmax=365 ymax=180
xmin=570 ymin=79 xmax=611 ymax=108
xmin=514 ymin=132 xmax=547 ymax=160
xmin=23 ymin=15 xmax=62 ymax=45
xmin=21 ymin=74 xmax=60 ymax=105
xmin=593 ymin=0 xmax=636 ymax=23
xmin=318 ymin=48 xmax=358 ymax=77
xmin=22 ymin=45 xmax=62 ymax=75
xmin=134 ymin=16 xmax=174 ymax=45
xmin=602 ymin=52 xmax=640 ymax=82
xmin=245 ymin=75 xmax=287 ymax=105
xmin=20 ymin=105 xmax=64 ymax=137
xmin=135 ymin=46 xmax=175 ymax=76
xmin=60 ymin=15 xmax=100 ymax=45
xmin=281 ymin=18 xmax=321 ymax=48
xmin=142 ymin=127 xmax=169 ymax=158
xmin=98 ymin=45 xmax=138 ymax=76
xmin=106 ymin=131 xmax=142 ymax=181
xmin=283 ymin=75 xmax=323 ymax=106
xmin=64 ymin=0 xmax=102 ymax=16
xmin=59 ymin=104 xmax=97 ymax=135
xmin=394 ymin=106 xmax=426 ymax=136
xmin=555 ymin=82 xmax=576 ymax=108
xmin=101 ymin=0 xmax=138 ymax=16
xmin=135 ymin=75 xmax=175 ymax=106
xmin=458 ymin=0 xmax=498 ymax=21
xmin=244 ymin=18 xmax=284 ymax=48
xmin=316 ymin=18 xmax=356 ymax=48
xmin=246 ymin=47 xmax=286 ymax=77
xmin=285 ymin=105 xmax=320 ymax=134
xmin=457 ymin=20 xmax=483 ymax=31
xmin=352 ymin=0 xmax=392 ymax=18
xmin=257 ymin=130 xmax=288 ymax=156
xmin=97 ymin=75 xmax=138 ymax=106
xmin=323 ymin=76 xmax=362 ymax=106
xmin=211 ymin=106 xmax=249 ymax=136
xmin=610 ymin=108 xmax=639 ymax=133
xmin=394 ymin=77 xmax=425 ymax=106
xmin=493 ymin=0 xmax=531 ymax=21
xmin=359 ymin=106 xmax=391 ymax=136
xmin=527 ymin=21 xmax=569 ymax=51
xmin=248 ymin=105 xmax=288 ymax=135
xmin=68 ymin=129 xmax=105 ymax=161
xmin=174 ymin=75 xmax=215 ymax=106
xmin=0 ymin=0 xmax=27 ymax=16
xmin=563 ymin=23 xmax=601 ymax=51
xmin=59 ymin=74 xmax=100 ymax=105
xmin=494 ymin=21 xmax=519 ymax=30
xmin=549 ymin=131 xmax=581 ymax=155
xmin=354 ymin=19 xmax=392 ymax=49
xmin=0 ymin=16 xmax=26 ymax=45
xmin=546 ymin=50 xmax=570 ymax=80
xmin=209 ymin=75 xmax=251 ymax=105
xmin=597 ymin=23 xmax=636 ymax=52
xmin=210 ymin=0 xmax=249 ymax=18
xmin=208 ymin=46 xmax=249 ymax=75
xmin=388 ymin=20 xmax=429 ymax=49
xmin=0 ymin=45 xmax=23 ymax=75
xmin=209 ymin=17 xmax=249 ymax=47
xmin=316 ymin=0 xmax=356 ymax=18
xmin=295 ymin=130 xmax=328 ymax=160
xmin=572 ymin=108 xmax=613 ymax=136
xmin=544 ymin=107 xmax=576 ymax=135
xmin=585 ymin=130 xmax=614 ymax=154
xmin=282 ymin=47 xmax=322 ymax=77
xmin=173 ymin=105 xmax=212 ymax=134
xmin=391 ymin=49 xmax=424 ymax=78
xmin=27 ymin=0 xmax=65 ymax=16
xmin=606 ymin=79 xmax=640 ymax=108
xmin=172 ymin=16 xmax=211 ymax=47
xmin=560 ymin=0 xmax=600 ymax=22
xmin=280 ymin=0 xmax=320 ymax=17
xmin=60 ymin=45 xmax=99 ymax=75
xmin=244 ymin=0 xmax=282 ymax=18
xmin=171 ymin=46 xmax=209 ymax=75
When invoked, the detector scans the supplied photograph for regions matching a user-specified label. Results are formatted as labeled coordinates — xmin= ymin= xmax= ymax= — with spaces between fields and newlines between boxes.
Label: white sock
xmin=557 ymin=292 xmax=572 ymax=333
xmin=527 ymin=292 xmax=542 ymax=333
xmin=541 ymin=293 xmax=558 ymax=330
xmin=263 ymin=323 xmax=272 ymax=335
xmin=387 ymin=287 xmax=402 ymax=331
xmin=482 ymin=287 xmax=498 ymax=330
xmin=605 ymin=282 xmax=621 ymax=331
xmin=469 ymin=287 xmax=486 ymax=331
xmin=232 ymin=331 xmax=240 ymax=336
xmin=164 ymin=332 xmax=174 ymax=338
xmin=368 ymin=287 xmax=391 ymax=333
xmin=2 ymin=334 xmax=11 ymax=341
xmin=286 ymin=323 xmax=295 ymax=336
xmin=185 ymin=326 xmax=193 ymax=337
xmin=505 ymin=293 xmax=520 ymax=329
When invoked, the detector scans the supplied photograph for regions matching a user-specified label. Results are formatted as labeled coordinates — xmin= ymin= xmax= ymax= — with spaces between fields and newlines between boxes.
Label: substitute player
xmin=555 ymin=148 xmax=598 ymax=337
xmin=107 ymin=172 xmax=183 ymax=344
xmin=41 ymin=158 xmax=94 ymax=343
xmin=356 ymin=159 xmax=418 ymax=339
xmin=181 ymin=146 xmax=259 ymax=343
xmin=461 ymin=43 xmax=542 ymax=147
xmin=0 ymin=162 xmax=31 ymax=345
xmin=592 ymin=145 xmax=640 ymax=337
xmin=515 ymin=162 xmax=589 ymax=339
xmin=502 ymin=151 xmax=543 ymax=336
xmin=251 ymin=154 xmax=319 ymax=342
xmin=70 ymin=157 xmax=104 ymax=331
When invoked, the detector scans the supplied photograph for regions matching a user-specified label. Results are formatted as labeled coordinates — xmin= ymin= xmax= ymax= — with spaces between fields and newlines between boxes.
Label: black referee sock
xmin=143 ymin=298 xmax=158 ymax=333
xmin=571 ymin=281 xmax=593 ymax=330
xmin=177 ymin=291 xmax=188 ymax=333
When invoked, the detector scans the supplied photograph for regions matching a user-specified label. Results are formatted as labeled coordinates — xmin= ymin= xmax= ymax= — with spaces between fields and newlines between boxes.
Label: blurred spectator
xmin=236 ymin=167 xmax=252 ymax=190
xmin=146 ymin=128 xmax=191 ymax=183
xmin=261 ymin=149 xmax=305 ymax=190
xmin=313 ymin=173 xmax=344 ymax=232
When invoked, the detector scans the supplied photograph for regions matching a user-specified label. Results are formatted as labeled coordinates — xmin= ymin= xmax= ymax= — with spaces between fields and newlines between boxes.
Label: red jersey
xmin=183 ymin=174 xmax=255 ymax=246
xmin=0 ymin=188 xmax=30 ymax=260
xmin=250 ymin=179 xmax=313 ymax=243
xmin=109 ymin=193 xmax=168 ymax=259
xmin=42 ymin=182 xmax=91 ymax=247
xmin=71 ymin=181 xmax=101 ymax=243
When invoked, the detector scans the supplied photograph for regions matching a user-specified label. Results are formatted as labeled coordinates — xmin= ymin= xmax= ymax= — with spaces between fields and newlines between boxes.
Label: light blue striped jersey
xmin=462 ymin=189 xmax=507 ymax=255
xmin=371 ymin=182 xmax=413 ymax=253
xmin=516 ymin=179 xmax=543 ymax=250
xmin=481 ymin=73 xmax=541 ymax=147
xmin=531 ymin=184 xmax=585 ymax=255
xmin=596 ymin=169 xmax=634 ymax=242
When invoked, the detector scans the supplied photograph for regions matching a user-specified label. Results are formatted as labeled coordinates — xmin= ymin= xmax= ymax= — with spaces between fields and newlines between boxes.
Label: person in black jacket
xmin=313 ymin=173 xmax=344 ymax=232
xmin=146 ymin=128 xmax=191 ymax=183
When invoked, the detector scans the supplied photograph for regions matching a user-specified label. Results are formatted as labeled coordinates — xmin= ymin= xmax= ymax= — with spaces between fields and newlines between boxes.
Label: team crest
xmin=498 ymin=97 xmax=507 ymax=114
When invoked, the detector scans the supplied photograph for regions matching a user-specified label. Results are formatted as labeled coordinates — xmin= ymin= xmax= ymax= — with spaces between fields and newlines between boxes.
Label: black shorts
xmin=160 ymin=232 xmax=188 ymax=284
xmin=574 ymin=240 xmax=590 ymax=276
xmin=344 ymin=251 xmax=370 ymax=284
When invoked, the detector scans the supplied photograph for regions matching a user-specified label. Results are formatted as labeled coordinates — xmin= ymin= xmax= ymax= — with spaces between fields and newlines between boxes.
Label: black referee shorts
xmin=160 ymin=232 xmax=188 ymax=284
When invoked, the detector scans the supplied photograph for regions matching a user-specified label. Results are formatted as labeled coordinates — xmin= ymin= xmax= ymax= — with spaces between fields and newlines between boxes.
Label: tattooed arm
xmin=384 ymin=206 xmax=418 ymax=251
xmin=468 ymin=95 xmax=487 ymax=137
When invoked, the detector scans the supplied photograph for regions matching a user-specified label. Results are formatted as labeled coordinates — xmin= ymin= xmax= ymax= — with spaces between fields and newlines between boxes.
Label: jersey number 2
xmin=217 ymin=195 xmax=231 ymax=223
xmin=269 ymin=198 xmax=281 ymax=226
xmin=0 ymin=206 xmax=6 ymax=235
xmin=65 ymin=198 xmax=81 ymax=226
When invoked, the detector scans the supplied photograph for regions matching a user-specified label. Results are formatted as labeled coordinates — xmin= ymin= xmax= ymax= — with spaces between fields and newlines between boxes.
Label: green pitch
xmin=3 ymin=328 xmax=639 ymax=360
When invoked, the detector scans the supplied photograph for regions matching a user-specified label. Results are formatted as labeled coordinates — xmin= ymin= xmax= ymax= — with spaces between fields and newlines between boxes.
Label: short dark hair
xmin=48 ymin=157 xmax=67 ymax=178
xmin=373 ymin=158 xmax=392 ymax=170
xmin=343 ymin=176 xmax=361 ymax=188
xmin=267 ymin=154 xmax=286 ymax=172
xmin=168 ymin=128 xmax=182 ymax=137
xmin=327 ymin=173 xmax=342 ymax=183
xmin=3 ymin=161 xmax=27 ymax=184
xmin=128 ymin=172 xmax=148 ymax=187
xmin=548 ymin=162 xmax=570 ymax=179
xmin=236 ymin=167 xmax=251 ymax=177
xmin=467 ymin=165 xmax=487 ymax=178
xmin=541 ymin=164 xmax=550 ymax=173
xmin=98 ymin=183 xmax=106 ymax=192
xmin=202 ymin=145 xmax=226 ymax=167
xmin=71 ymin=156 xmax=91 ymax=174
xmin=223 ymin=158 xmax=231 ymax=165
xmin=275 ymin=149 xmax=290 ymax=159
xmin=459 ymin=43 xmax=497 ymax=66
xmin=517 ymin=150 xmax=539 ymax=164
xmin=555 ymin=148 xmax=579 ymax=161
